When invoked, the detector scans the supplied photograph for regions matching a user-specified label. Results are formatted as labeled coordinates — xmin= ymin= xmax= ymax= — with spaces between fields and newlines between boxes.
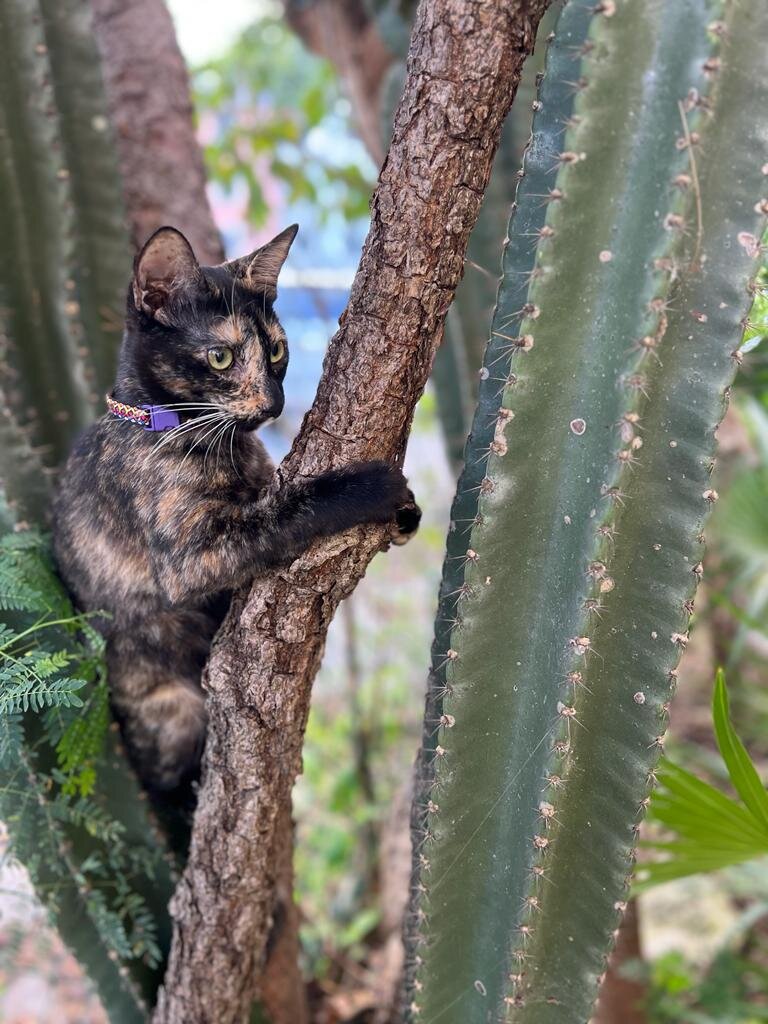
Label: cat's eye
xmin=207 ymin=346 xmax=233 ymax=371
xmin=270 ymin=339 xmax=285 ymax=364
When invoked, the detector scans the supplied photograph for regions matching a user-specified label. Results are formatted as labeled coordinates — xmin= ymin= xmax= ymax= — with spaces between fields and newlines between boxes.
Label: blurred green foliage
xmin=638 ymin=947 xmax=768 ymax=1024
xmin=191 ymin=17 xmax=373 ymax=227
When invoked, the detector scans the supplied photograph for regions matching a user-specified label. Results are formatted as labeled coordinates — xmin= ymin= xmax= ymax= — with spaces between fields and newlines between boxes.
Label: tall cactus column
xmin=0 ymin=0 xmax=129 ymax=465
xmin=405 ymin=1 xmax=768 ymax=1021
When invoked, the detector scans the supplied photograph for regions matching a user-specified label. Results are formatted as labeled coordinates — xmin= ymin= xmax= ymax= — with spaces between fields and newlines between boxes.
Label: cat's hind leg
xmin=109 ymin=657 xmax=208 ymax=792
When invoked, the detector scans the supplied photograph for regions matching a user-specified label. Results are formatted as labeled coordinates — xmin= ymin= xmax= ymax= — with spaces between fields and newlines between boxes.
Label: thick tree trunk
xmin=91 ymin=0 xmax=224 ymax=263
xmin=154 ymin=1 xmax=552 ymax=1021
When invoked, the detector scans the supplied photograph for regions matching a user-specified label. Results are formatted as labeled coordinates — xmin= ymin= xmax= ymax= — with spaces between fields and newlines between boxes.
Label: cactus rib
xmin=517 ymin=5 xmax=768 ymax=1019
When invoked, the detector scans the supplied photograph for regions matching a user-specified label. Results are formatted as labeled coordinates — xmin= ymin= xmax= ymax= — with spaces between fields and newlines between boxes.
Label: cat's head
xmin=120 ymin=224 xmax=297 ymax=429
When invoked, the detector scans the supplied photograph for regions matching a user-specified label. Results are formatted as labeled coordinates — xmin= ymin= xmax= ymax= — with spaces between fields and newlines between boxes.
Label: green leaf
xmin=656 ymin=762 xmax=768 ymax=843
xmin=713 ymin=669 xmax=768 ymax=831
xmin=635 ymin=851 xmax=765 ymax=890
xmin=641 ymin=708 xmax=768 ymax=892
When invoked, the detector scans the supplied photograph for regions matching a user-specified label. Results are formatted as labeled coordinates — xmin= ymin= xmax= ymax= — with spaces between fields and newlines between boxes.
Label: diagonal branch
xmin=154 ymin=0 xmax=552 ymax=1020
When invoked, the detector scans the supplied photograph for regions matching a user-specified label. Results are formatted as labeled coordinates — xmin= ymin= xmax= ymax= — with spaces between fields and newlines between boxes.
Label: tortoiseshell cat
xmin=53 ymin=225 xmax=420 ymax=795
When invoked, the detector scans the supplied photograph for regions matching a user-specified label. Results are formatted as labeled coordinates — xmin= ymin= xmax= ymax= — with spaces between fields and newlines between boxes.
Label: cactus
xmin=405 ymin=1 xmax=768 ymax=1022
xmin=0 ymin=2 xmax=177 ymax=1019
xmin=0 ymin=0 xmax=129 ymax=464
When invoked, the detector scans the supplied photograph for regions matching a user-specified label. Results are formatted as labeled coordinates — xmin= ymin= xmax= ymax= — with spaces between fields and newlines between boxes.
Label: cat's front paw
xmin=391 ymin=489 xmax=422 ymax=545
xmin=360 ymin=465 xmax=421 ymax=543
xmin=309 ymin=461 xmax=420 ymax=538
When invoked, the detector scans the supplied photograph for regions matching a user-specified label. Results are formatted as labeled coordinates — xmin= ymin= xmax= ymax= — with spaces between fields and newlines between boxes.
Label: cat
xmin=53 ymin=225 xmax=420 ymax=797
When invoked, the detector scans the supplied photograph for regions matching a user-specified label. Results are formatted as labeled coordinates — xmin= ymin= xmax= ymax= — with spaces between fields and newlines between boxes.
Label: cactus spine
xmin=0 ymin=3 xmax=176 ymax=1019
xmin=405 ymin=1 xmax=768 ymax=1021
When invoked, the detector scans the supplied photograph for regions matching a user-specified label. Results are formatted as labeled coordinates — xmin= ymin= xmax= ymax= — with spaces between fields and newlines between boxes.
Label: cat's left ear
xmin=223 ymin=224 xmax=298 ymax=302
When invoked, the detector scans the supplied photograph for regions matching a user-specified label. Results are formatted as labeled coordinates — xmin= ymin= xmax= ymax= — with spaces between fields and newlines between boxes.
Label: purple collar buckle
xmin=142 ymin=405 xmax=181 ymax=432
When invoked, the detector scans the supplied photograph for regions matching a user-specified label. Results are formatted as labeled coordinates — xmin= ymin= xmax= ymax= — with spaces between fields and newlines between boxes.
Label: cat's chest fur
xmin=53 ymin=416 xmax=273 ymax=625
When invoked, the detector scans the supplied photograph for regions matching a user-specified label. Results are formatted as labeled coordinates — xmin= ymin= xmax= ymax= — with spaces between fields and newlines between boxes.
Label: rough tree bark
xmin=284 ymin=0 xmax=394 ymax=165
xmin=91 ymin=0 xmax=224 ymax=264
xmin=154 ymin=0 xmax=553 ymax=1021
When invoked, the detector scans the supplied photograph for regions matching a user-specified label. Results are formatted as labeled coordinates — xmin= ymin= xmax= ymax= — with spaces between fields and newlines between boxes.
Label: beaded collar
xmin=106 ymin=394 xmax=181 ymax=432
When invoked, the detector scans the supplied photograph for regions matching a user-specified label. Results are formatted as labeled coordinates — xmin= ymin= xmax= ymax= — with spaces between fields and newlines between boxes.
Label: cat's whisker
xmin=156 ymin=403 xmax=224 ymax=411
xmin=149 ymin=413 xmax=227 ymax=456
xmin=149 ymin=418 xmax=222 ymax=453
xmin=154 ymin=400 xmax=219 ymax=406
xmin=152 ymin=410 xmax=224 ymax=438
xmin=174 ymin=417 xmax=230 ymax=485
xmin=150 ymin=421 xmax=214 ymax=453
xmin=204 ymin=419 xmax=233 ymax=477
xmin=213 ymin=422 xmax=227 ymax=477
xmin=173 ymin=427 xmax=222 ymax=485
xmin=214 ymin=418 xmax=236 ymax=477
xmin=229 ymin=421 xmax=243 ymax=481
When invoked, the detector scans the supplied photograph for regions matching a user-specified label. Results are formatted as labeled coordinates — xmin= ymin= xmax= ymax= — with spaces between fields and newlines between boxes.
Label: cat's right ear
xmin=132 ymin=227 xmax=204 ymax=322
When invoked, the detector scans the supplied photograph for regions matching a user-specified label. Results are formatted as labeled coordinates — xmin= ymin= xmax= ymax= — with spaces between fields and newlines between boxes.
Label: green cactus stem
xmin=405 ymin=1 xmax=768 ymax=1021
xmin=0 ymin=0 xmax=129 ymax=463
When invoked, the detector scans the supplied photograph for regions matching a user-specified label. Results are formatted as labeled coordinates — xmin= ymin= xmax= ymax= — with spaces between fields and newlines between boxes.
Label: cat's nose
xmin=240 ymin=394 xmax=283 ymax=429
xmin=261 ymin=393 xmax=284 ymax=420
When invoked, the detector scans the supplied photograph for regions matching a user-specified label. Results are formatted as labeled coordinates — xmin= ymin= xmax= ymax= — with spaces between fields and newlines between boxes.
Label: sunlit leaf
xmin=713 ymin=669 xmax=768 ymax=830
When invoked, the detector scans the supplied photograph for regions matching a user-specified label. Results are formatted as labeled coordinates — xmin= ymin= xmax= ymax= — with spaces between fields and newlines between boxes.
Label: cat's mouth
xmin=233 ymin=395 xmax=284 ymax=431
xmin=236 ymin=413 xmax=277 ymax=432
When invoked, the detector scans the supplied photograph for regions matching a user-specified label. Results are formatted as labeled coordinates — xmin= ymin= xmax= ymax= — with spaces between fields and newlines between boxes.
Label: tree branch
xmin=154 ymin=1 xmax=552 ymax=1020
xmin=594 ymin=898 xmax=647 ymax=1024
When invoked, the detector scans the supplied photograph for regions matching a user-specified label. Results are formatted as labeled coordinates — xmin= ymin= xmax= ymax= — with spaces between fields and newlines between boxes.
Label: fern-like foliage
xmin=0 ymin=531 xmax=102 ymax=779
xmin=0 ymin=531 xmax=174 ymax=1018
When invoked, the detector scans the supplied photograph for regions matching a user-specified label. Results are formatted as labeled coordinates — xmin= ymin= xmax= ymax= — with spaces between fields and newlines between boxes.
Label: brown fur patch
xmin=265 ymin=321 xmax=286 ymax=346
xmin=210 ymin=316 xmax=247 ymax=345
